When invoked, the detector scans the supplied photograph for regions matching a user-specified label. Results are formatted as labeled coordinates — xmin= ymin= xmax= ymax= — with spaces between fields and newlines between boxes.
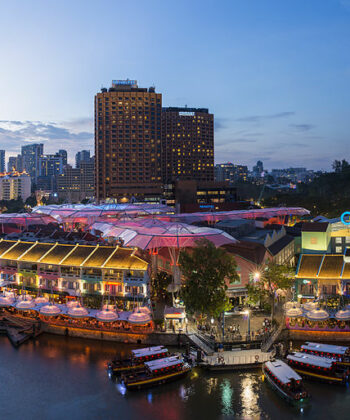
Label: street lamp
xmin=243 ymin=309 xmax=251 ymax=341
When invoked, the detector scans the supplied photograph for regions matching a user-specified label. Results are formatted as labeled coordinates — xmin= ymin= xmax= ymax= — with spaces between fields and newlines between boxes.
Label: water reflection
xmin=240 ymin=374 xmax=259 ymax=418
xmin=206 ymin=377 xmax=219 ymax=395
xmin=220 ymin=378 xmax=234 ymax=417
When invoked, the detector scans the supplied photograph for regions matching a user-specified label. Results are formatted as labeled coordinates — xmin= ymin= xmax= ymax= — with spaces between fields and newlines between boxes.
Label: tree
xmin=151 ymin=271 xmax=172 ymax=303
xmin=25 ymin=195 xmax=37 ymax=208
xmin=247 ymin=261 xmax=294 ymax=319
xmin=179 ymin=239 xmax=239 ymax=320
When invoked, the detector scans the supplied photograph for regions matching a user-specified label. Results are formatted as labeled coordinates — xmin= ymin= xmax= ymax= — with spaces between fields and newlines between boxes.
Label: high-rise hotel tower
xmin=95 ymin=80 xmax=162 ymax=202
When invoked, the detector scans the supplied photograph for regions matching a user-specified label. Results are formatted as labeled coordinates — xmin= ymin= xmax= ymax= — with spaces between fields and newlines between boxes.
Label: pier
xmin=0 ymin=315 xmax=42 ymax=347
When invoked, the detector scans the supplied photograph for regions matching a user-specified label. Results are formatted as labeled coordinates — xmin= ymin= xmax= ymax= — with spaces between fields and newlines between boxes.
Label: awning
xmin=164 ymin=306 xmax=186 ymax=319
xmin=226 ymin=288 xmax=247 ymax=297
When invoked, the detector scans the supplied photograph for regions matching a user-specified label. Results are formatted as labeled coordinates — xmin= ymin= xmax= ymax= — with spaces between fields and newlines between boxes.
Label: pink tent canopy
xmin=0 ymin=213 xmax=58 ymax=227
xmin=91 ymin=220 xmax=237 ymax=250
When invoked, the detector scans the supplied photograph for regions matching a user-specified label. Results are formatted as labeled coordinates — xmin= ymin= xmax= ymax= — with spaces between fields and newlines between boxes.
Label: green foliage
xmin=151 ymin=271 xmax=172 ymax=303
xmin=179 ymin=239 xmax=239 ymax=319
xmin=0 ymin=198 xmax=25 ymax=213
xmin=263 ymin=161 xmax=350 ymax=218
xmin=247 ymin=261 xmax=294 ymax=317
xmin=25 ymin=195 xmax=37 ymax=208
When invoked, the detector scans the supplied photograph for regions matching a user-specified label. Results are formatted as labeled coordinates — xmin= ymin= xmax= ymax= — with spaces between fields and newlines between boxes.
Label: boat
xmin=262 ymin=360 xmax=310 ymax=405
xmin=286 ymin=352 xmax=350 ymax=385
xmin=108 ymin=346 xmax=169 ymax=375
xmin=121 ymin=356 xmax=191 ymax=390
xmin=300 ymin=342 xmax=350 ymax=367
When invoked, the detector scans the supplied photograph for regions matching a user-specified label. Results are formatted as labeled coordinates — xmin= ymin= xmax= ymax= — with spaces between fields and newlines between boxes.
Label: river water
xmin=0 ymin=334 xmax=349 ymax=420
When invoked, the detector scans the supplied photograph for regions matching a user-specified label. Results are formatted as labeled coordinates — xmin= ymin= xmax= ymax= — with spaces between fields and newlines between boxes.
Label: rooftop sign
xmin=179 ymin=111 xmax=195 ymax=116
xmin=112 ymin=79 xmax=137 ymax=86
xmin=341 ymin=212 xmax=350 ymax=226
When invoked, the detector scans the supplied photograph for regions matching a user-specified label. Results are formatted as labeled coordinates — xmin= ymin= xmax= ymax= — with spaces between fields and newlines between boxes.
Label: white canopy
xmin=66 ymin=300 xmax=80 ymax=308
xmin=34 ymin=296 xmax=49 ymax=305
xmin=67 ymin=305 xmax=89 ymax=318
xmin=305 ymin=308 xmax=329 ymax=321
xmin=95 ymin=309 xmax=119 ymax=322
xmin=284 ymin=301 xmax=300 ymax=310
xmin=285 ymin=306 xmax=304 ymax=318
xmin=0 ymin=296 xmax=15 ymax=307
xmin=39 ymin=304 xmax=61 ymax=316
xmin=15 ymin=300 xmax=36 ymax=310
xmin=302 ymin=301 xmax=318 ymax=312
xmin=335 ymin=309 xmax=350 ymax=321
xmin=128 ymin=309 xmax=152 ymax=324
xmin=17 ymin=294 xmax=33 ymax=302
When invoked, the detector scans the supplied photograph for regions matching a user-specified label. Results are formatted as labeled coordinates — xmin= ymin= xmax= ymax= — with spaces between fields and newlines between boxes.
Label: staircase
xmin=187 ymin=333 xmax=215 ymax=355
xmin=261 ymin=322 xmax=284 ymax=352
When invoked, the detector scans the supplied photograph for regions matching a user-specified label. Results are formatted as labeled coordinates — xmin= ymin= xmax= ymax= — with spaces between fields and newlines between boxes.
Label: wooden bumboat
xmin=287 ymin=352 xmax=350 ymax=385
xmin=300 ymin=342 xmax=350 ymax=367
xmin=108 ymin=346 xmax=169 ymax=375
xmin=262 ymin=360 xmax=310 ymax=405
xmin=121 ymin=356 xmax=191 ymax=390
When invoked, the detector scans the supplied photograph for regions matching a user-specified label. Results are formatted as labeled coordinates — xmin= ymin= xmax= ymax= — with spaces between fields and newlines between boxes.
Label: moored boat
xmin=121 ymin=356 xmax=191 ymax=390
xmin=300 ymin=342 xmax=350 ymax=367
xmin=287 ymin=352 xmax=349 ymax=385
xmin=262 ymin=360 xmax=310 ymax=405
xmin=108 ymin=346 xmax=169 ymax=375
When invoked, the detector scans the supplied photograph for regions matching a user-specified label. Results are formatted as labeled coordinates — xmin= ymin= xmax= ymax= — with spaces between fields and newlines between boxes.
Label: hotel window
xmin=335 ymin=246 xmax=342 ymax=253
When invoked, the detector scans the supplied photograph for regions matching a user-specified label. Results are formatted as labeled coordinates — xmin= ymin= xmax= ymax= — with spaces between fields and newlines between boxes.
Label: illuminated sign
xmin=112 ymin=80 xmax=137 ymax=86
xmin=179 ymin=111 xmax=195 ymax=116
xmin=341 ymin=212 xmax=350 ymax=226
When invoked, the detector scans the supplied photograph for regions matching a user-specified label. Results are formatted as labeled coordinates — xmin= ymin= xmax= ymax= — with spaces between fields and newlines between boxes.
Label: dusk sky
xmin=0 ymin=0 xmax=349 ymax=170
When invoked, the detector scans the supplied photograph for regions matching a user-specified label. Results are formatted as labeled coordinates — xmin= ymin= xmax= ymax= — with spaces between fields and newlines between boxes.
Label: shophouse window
xmin=335 ymin=237 xmax=342 ymax=244
xmin=335 ymin=246 xmax=342 ymax=253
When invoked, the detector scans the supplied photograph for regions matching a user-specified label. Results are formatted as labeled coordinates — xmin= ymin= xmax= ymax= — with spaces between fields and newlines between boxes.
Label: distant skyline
xmin=0 ymin=0 xmax=349 ymax=170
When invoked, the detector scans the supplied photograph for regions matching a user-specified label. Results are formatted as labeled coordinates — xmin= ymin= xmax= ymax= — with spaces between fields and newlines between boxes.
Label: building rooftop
xmin=302 ymin=222 xmax=329 ymax=232
xmin=0 ymin=239 xmax=148 ymax=270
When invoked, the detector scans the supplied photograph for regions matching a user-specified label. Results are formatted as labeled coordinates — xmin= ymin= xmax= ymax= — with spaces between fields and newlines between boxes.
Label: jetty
xmin=0 ymin=315 xmax=42 ymax=347
xmin=200 ymin=348 xmax=273 ymax=371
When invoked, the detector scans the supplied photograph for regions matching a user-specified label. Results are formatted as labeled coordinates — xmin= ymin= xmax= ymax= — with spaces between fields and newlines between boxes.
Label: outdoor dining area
xmin=0 ymin=290 xmax=154 ymax=334
xmin=284 ymin=299 xmax=350 ymax=332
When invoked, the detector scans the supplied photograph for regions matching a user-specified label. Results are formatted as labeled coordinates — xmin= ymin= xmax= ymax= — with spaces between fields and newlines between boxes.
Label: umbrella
xmin=34 ymin=296 xmax=49 ymax=305
xmin=335 ymin=309 xmax=350 ymax=321
xmin=284 ymin=301 xmax=301 ymax=311
xmin=95 ymin=309 xmax=119 ymax=322
xmin=0 ymin=296 xmax=15 ymax=307
xmin=302 ymin=301 xmax=318 ymax=312
xmin=17 ymin=294 xmax=33 ymax=302
xmin=15 ymin=300 xmax=36 ymax=310
xmin=306 ymin=308 xmax=329 ymax=321
xmin=128 ymin=309 xmax=152 ymax=325
xmin=39 ymin=304 xmax=61 ymax=316
xmin=67 ymin=305 xmax=89 ymax=318
xmin=285 ymin=306 xmax=304 ymax=317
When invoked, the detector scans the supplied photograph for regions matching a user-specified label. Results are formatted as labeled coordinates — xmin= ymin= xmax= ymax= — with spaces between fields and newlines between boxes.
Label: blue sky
xmin=0 ymin=0 xmax=349 ymax=170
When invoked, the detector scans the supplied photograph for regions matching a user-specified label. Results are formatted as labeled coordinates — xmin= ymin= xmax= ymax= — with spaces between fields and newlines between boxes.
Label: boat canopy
xmin=145 ymin=356 xmax=182 ymax=371
xmin=265 ymin=360 xmax=302 ymax=385
xmin=131 ymin=346 xmax=167 ymax=359
xmin=287 ymin=352 xmax=335 ymax=368
xmin=301 ymin=342 xmax=349 ymax=356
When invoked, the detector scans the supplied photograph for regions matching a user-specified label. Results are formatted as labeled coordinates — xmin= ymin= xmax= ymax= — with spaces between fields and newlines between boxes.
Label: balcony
xmin=81 ymin=274 xmax=102 ymax=282
xmin=124 ymin=276 xmax=147 ymax=286
xmin=0 ymin=265 xmax=17 ymax=275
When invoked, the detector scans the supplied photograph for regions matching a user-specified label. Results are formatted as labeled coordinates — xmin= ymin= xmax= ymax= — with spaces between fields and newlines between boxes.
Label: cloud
xmin=214 ymin=118 xmax=228 ymax=131
xmin=235 ymin=111 xmax=295 ymax=123
xmin=289 ymin=123 xmax=315 ymax=132
xmin=0 ymin=119 xmax=93 ymax=164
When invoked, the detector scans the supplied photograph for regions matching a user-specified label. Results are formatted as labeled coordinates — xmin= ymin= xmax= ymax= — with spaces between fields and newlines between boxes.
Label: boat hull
xmin=293 ymin=367 xmax=348 ymax=385
xmin=124 ymin=368 xmax=191 ymax=390
xmin=262 ymin=366 xmax=309 ymax=406
xmin=109 ymin=363 xmax=144 ymax=375
xmin=202 ymin=362 xmax=262 ymax=372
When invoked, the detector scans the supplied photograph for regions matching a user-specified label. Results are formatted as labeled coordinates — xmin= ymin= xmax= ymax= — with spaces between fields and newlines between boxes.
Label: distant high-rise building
xmin=21 ymin=143 xmax=44 ymax=182
xmin=215 ymin=163 xmax=248 ymax=183
xmin=95 ymin=80 xmax=162 ymax=202
xmin=57 ymin=159 xmax=95 ymax=202
xmin=0 ymin=171 xmax=31 ymax=201
xmin=75 ymin=150 xmax=91 ymax=168
xmin=0 ymin=150 xmax=5 ymax=173
xmin=161 ymin=107 xmax=214 ymax=183
xmin=252 ymin=160 xmax=264 ymax=178
xmin=58 ymin=149 xmax=68 ymax=166
xmin=37 ymin=153 xmax=65 ymax=192
xmin=8 ymin=155 xmax=23 ymax=172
